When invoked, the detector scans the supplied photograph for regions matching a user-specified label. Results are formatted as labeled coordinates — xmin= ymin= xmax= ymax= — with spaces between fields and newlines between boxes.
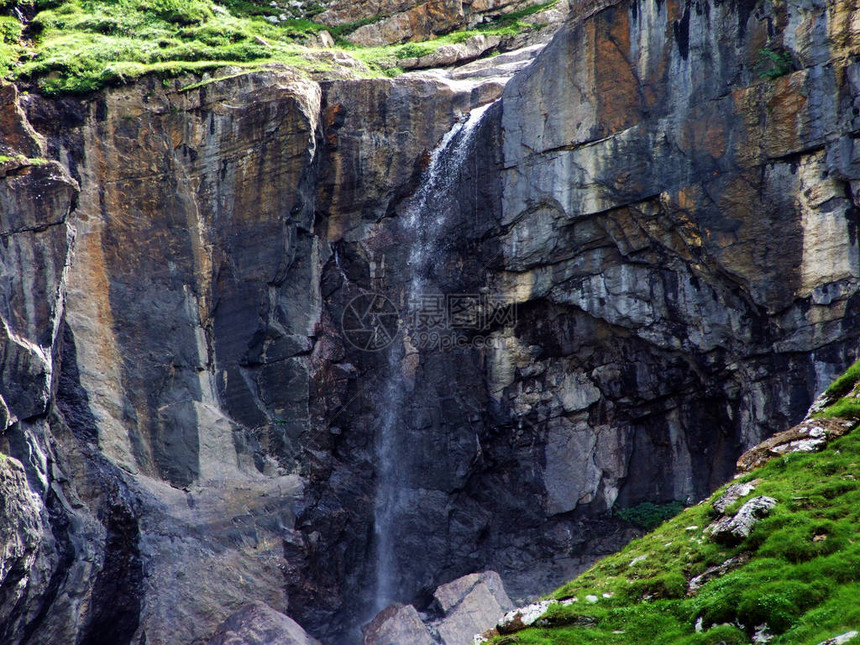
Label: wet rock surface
xmin=430 ymin=571 xmax=514 ymax=644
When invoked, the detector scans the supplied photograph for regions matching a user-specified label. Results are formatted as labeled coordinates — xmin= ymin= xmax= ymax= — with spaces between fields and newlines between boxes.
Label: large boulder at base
xmin=432 ymin=571 xmax=514 ymax=645
xmin=362 ymin=603 xmax=435 ymax=645
xmin=207 ymin=602 xmax=321 ymax=645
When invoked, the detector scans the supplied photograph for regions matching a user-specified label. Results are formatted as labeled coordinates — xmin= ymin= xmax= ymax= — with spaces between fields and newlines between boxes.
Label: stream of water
xmin=373 ymin=100 xmax=497 ymax=614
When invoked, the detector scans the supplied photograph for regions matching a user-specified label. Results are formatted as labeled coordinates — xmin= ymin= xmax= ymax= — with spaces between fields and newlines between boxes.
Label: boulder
xmin=687 ymin=554 xmax=751 ymax=593
xmin=712 ymin=480 xmax=761 ymax=514
xmin=817 ymin=631 xmax=859 ymax=645
xmin=432 ymin=571 xmax=514 ymax=645
xmin=208 ymin=602 xmax=321 ymax=645
xmin=362 ymin=603 xmax=435 ymax=645
xmin=497 ymin=599 xmax=553 ymax=633
xmin=705 ymin=497 xmax=777 ymax=545
xmin=737 ymin=419 xmax=856 ymax=473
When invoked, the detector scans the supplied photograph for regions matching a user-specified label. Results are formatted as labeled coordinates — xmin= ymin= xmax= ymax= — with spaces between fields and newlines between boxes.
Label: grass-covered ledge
xmin=0 ymin=0 xmax=553 ymax=93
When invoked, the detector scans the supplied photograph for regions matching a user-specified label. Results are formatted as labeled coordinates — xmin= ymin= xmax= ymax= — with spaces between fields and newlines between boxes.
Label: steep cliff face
xmin=14 ymin=70 xmax=331 ymax=644
xmin=493 ymin=0 xmax=860 ymax=508
xmin=1 ymin=0 xmax=859 ymax=642
xmin=0 ymin=84 xmax=75 ymax=431
xmin=314 ymin=0 xmax=860 ymax=628
xmin=318 ymin=0 xmax=860 ymax=622
xmin=32 ymin=69 xmax=322 ymax=486
xmin=0 ymin=83 xmax=82 ymax=644
xmin=4 ymin=69 xmax=492 ymax=642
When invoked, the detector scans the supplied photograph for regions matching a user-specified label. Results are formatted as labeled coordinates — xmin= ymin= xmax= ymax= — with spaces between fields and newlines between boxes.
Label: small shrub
xmin=328 ymin=15 xmax=381 ymax=37
xmin=758 ymin=47 xmax=794 ymax=79
xmin=218 ymin=0 xmax=280 ymax=17
xmin=615 ymin=501 xmax=686 ymax=531
xmin=394 ymin=41 xmax=435 ymax=60
xmin=687 ymin=623 xmax=748 ymax=645
xmin=0 ymin=16 xmax=22 ymax=43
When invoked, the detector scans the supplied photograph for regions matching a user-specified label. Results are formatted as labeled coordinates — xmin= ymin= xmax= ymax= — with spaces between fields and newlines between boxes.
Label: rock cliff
xmin=316 ymin=0 xmax=571 ymax=46
xmin=1 ymin=0 xmax=859 ymax=642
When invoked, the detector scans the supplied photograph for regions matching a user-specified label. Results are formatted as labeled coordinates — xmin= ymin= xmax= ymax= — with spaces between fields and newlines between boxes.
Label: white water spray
xmin=373 ymin=100 xmax=497 ymax=614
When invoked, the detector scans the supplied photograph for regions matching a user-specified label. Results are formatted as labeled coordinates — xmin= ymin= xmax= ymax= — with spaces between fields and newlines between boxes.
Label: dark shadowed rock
xmin=208 ymin=602 xmax=321 ymax=645
xmin=0 ymin=83 xmax=77 ymax=431
xmin=0 ymin=455 xmax=51 ymax=627
xmin=362 ymin=603 xmax=435 ymax=645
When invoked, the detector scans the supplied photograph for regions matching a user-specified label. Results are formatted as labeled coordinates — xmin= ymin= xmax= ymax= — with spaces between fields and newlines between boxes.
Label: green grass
xmin=7 ymin=0 xmax=339 ymax=93
xmin=0 ymin=0 xmax=557 ymax=93
xmin=615 ymin=501 xmax=686 ymax=531
xmin=0 ymin=154 xmax=49 ymax=164
xmin=818 ymin=397 xmax=860 ymax=420
xmin=494 ymin=369 xmax=860 ymax=644
xmin=825 ymin=359 xmax=860 ymax=399
xmin=816 ymin=361 xmax=860 ymax=419
xmin=0 ymin=14 xmax=21 ymax=75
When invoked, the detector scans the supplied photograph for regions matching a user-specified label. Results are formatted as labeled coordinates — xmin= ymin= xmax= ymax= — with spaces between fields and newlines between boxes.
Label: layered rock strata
xmin=1 ymin=0 xmax=859 ymax=642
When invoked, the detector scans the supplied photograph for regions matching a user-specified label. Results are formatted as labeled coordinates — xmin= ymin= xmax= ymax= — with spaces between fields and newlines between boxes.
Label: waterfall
xmin=373 ymin=100 xmax=497 ymax=614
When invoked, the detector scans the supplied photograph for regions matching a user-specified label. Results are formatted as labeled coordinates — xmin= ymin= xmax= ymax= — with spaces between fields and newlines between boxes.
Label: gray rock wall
xmin=1 ymin=0 xmax=860 ymax=641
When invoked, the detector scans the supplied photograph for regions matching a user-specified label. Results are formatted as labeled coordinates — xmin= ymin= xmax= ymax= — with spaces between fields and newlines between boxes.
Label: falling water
xmin=373 ymin=100 xmax=497 ymax=613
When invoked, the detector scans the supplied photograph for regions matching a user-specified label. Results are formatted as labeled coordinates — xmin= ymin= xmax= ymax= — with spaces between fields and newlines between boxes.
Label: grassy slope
xmin=0 ymin=0 xmax=555 ymax=94
xmin=495 ymin=362 xmax=860 ymax=645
